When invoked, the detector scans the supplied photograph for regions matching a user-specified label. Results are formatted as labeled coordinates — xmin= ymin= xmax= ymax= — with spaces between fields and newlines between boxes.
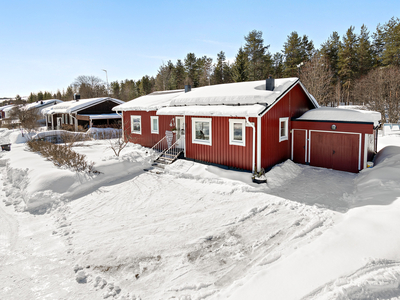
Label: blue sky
xmin=0 ymin=0 xmax=398 ymax=98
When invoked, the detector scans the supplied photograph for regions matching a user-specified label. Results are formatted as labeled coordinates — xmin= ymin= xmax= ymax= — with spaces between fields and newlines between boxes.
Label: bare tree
xmin=299 ymin=54 xmax=334 ymax=106
xmin=353 ymin=66 xmax=400 ymax=123
xmin=72 ymin=75 xmax=108 ymax=99
xmin=9 ymin=106 xmax=41 ymax=140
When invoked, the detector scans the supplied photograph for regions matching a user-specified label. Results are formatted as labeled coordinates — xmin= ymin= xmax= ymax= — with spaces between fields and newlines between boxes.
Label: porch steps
xmin=152 ymin=149 xmax=183 ymax=169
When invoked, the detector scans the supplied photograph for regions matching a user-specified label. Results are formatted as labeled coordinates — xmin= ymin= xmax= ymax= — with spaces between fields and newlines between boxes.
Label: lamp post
xmin=102 ymin=69 xmax=109 ymax=96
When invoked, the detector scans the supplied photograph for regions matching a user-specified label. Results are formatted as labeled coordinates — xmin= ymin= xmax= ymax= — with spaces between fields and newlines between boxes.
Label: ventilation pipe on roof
xmin=74 ymin=94 xmax=80 ymax=101
xmin=265 ymin=76 xmax=274 ymax=91
xmin=184 ymin=85 xmax=191 ymax=93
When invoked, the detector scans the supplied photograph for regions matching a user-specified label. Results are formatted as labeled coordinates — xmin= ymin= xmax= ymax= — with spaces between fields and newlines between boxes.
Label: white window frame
xmin=192 ymin=118 xmax=212 ymax=146
xmin=131 ymin=115 xmax=142 ymax=134
xmin=279 ymin=117 xmax=289 ymax=142
xmin=229 ymin=119 xmax=246 ymax=146
xmin=150 ymin=116 xmax=159 ymax=134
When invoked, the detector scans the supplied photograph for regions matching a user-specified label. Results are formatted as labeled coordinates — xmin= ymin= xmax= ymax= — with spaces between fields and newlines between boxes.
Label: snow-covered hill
xmin=0 ymin=128 xmax=400 ymax=299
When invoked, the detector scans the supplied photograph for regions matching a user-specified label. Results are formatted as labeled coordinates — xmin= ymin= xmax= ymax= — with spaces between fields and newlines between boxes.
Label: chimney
xmin=265 ymin=76 xmax=274 ymax=91
xmin=184 ymin=85 xmax=191 ymax=93
xmin=74 ymin=94 xmax=81 ymax=101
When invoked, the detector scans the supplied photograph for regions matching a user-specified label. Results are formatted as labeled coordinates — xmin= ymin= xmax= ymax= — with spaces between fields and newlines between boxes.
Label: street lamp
xmin=102 ymin=69 xmax=109 ymax=96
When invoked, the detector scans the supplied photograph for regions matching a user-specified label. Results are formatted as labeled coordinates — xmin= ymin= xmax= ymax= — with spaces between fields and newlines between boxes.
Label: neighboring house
xmin=0 ymin=104 xmax=15 ymax=119
xmin=0 ymin=105 xmax=17 ymax=126
xmin=113 ymin=78 xmax=319 ymax=173
xmin=22 ymin=99 xmax=63 ymax=125
xmin=43 ymin=97 xmax=124 ymax=131
xmin=291 ymin=107 xmax=381 ymax=173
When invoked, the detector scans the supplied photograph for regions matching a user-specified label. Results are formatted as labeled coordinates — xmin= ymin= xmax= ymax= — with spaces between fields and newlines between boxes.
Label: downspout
xmin=245 ymin=116 xmax=256 ymax=174
xmin=257 ymin=116 xmax=261 ymax=172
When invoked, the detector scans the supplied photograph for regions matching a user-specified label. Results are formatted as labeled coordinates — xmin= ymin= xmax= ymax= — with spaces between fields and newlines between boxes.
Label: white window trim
xmin=229 ymin=119 xmax=246 ymax=146
xmin=279 ymin=117 xmax=289 ymax=142
xmin=192 ymin=118 xmax=212 ymax=146
xmin=131 ymin=115 xmax=142 ymax=134
xmin=150 ymin=116 xmax=159 ymax=134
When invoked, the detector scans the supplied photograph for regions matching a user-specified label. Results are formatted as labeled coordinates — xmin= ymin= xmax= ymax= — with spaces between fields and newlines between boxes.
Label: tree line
xmin=26 ymin=17 xmax=400 ymax=122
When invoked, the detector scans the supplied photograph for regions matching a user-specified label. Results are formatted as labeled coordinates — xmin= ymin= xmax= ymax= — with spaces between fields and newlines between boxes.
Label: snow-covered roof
xmin=0 ymin=104 xmax=15 ymax=111
xmin=79 ymin=113 xmax=121 ymax=120
xmin=22 ymin=99 xmax=63 ymax=111
xmin=44 ymin=97 xmax=124 ymax=115
xmin=157 ymin=104 xmax=266 ymax=117
xmin=112 ymin=90 xmax=184 ymax=112
xmin=113 ymin=78 xmax=318 ymax=114
xmin=296 ymin=107 xmax=381 ymax=126
xmin=169 ymin=78 xmax=299 ymax=107
xmin=2 ymin=105 xmax=16 ymax=112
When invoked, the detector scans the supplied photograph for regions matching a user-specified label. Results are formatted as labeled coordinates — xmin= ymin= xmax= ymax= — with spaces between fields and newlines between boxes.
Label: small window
xmin=229 ymin=119 xmax=246 ymax=146
xmin=279 ymin=117 xmax=289 ymax=142
xmin=131 ymin=115 xmax=142 ymax=134
xmin=192 ymin=118 xmax=212 ymax=145
xmin=151 ymin=116 xmax=159 ymax=134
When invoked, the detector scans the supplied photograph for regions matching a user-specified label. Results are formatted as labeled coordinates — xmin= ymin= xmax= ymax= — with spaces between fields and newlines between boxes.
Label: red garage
xmin=291 ymin=107 xmax=381 ymax=173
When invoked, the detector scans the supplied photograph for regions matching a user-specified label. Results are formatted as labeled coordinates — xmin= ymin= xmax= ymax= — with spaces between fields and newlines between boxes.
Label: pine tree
xmin=272 ymin=52 xmax=284 ymax=78
xmin=283 ymin=32 xmax=313 ymax=77
xmin=372 ymin=23 xmax=385 ymax=67
xmin=320 ymin=31 xmax=341 ymax=80
xmin=198 ymin=56 xmax=213 ymax=86
xmin=381 ymin=17 xmax=400 ymax=66
xmin=231 ymin=47 xmax=249 ymax=82
xmin=184 ymin=53 xmax=200 ymax=87
xmin=244 ymin=30 xmax=271 ymax=80
xmin=338 ymin=26 xmax=358 ymax=104
xmin=174 ymin=59 xmax=186 ymax=89
xmin=356 ymin=25 xmax=373 ymax=77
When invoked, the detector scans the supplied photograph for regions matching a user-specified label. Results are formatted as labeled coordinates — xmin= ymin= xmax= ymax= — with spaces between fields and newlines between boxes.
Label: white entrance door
xmin=176 ymin=117 xmax=185 ymax=150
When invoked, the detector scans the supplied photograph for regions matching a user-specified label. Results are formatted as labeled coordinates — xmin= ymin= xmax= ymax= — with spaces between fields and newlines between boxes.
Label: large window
xmin=192 ymin=118 xmax=212 ymax=145
xmin=131 ymin=115 xmax=142 ymax=134
xmin=151 ymin=116 xmax=159 ymax=134
xmin=229 ymin=119 xmax=246 ymax=146
xmin=279 ymin=117 xmax=289 ymax=142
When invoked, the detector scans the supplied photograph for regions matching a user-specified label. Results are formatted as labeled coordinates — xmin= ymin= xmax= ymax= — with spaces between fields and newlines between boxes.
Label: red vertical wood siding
xmin=261 ymin=83 xmax=316 ymax=169
xmin=185 ymin=116 xmax=256 ymax=171
xmin=293 ymin=130 xmax=306 ymax=164
xmin=123 ymin=111 xmax=178 ymax=148
xmin=291 ymin=120 xmax=375 ymax=173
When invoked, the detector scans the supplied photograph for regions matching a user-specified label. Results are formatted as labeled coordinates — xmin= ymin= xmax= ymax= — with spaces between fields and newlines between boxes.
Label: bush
xmin=27 ymin=140 xmax=99 ymax=174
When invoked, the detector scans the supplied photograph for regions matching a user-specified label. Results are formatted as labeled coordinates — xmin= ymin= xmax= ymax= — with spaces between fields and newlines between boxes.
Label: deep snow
xmin=0 ymin=126 xmax=400 ymax=299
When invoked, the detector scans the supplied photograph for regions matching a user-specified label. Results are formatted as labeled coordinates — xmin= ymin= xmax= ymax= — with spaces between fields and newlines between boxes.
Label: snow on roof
xmin=79 ymin=113 xmax=121 ymax=120
xmin=0 ymin=104 xmax=15 ymax=111
xmin=44 ymin=97 xmax=124 ymax=114
xmin=22 ymin=99 xmax=63 ymax=111
xmin=112 ymin=90 xmax=184 ymax=112
xmin=297 ymin=107 xmax=381 ymax=126
xmin=157 ymin=104 xmax=266 ymax=117
xmin=169 ymin=78 xmax=299 ymax=107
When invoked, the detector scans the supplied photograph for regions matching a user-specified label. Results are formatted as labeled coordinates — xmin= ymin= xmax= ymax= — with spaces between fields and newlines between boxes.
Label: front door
xmin=176 ymin=117 xmax=185 ymax=151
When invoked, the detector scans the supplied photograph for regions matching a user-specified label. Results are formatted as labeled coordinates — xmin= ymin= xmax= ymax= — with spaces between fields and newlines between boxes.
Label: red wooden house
xmin=113 ymin=78 xmax=320 ymax=173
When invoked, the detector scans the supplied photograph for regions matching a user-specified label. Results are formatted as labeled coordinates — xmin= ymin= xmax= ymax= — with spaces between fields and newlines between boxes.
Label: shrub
xmin=27 ymin=140 xmax=99 ymax=174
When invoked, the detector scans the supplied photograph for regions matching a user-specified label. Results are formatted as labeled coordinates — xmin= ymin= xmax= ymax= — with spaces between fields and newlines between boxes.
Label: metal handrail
xmin=150 ymin=135 xmax=167 ymax=151
xmin=155 ymin=137 xmax=182 ymax=161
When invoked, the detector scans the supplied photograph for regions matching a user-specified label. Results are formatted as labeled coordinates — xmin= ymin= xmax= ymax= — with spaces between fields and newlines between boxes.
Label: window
xmin=192 ymin=118 xmax=212 ymax=145
xmin=151 ymin=116 xmax=159 ymax=134
xmin=229 ymin=119 xmax=246 ymax=146
xmin=131 ymin=115 xmax=141 ymax=134
xmin=279 ymin=117 xmax=289 ymax=142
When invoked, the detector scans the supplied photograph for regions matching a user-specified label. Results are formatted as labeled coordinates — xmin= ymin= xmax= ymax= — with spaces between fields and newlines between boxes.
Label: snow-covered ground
xmin=1 ymin=126 xmax=400 ymax=299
